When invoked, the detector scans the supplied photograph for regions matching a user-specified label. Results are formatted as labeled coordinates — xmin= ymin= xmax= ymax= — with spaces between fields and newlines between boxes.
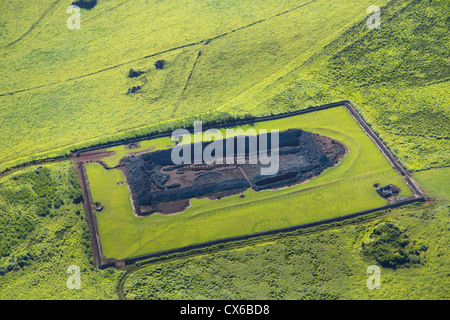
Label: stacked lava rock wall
xmin=124 ymin=129 xmax=346 ymax=216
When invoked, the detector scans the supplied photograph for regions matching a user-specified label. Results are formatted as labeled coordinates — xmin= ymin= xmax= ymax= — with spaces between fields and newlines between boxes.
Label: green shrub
xmin=362 ymin=222 xmax=423 ymax=269
xmin=72 ymin=0 xmax=97 ymax=10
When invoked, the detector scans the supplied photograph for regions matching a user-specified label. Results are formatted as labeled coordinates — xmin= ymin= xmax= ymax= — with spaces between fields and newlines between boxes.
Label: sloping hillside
xmin=0 ymin=0 xmax=388 ymax=172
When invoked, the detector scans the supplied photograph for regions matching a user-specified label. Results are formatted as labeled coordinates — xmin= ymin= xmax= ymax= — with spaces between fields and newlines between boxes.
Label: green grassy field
xmin=86 ymin=106 xmax=413 ymax=260
xmin=123 ymin=199 xmax=449 ymax=300
xmin=0 ymin=0 xmax=448 ymax=300
xmin=0 ymin=162 xmax=121 ymax=299
xmin=413 ymin=168 xmax=450 ymax=201
xmin=0 ymin=0 xmax=445 ymax=175
xmin=0 ymin=0 xmax=393 ymax=173
xmin=123 ymin=156 xmax=448 ymax=300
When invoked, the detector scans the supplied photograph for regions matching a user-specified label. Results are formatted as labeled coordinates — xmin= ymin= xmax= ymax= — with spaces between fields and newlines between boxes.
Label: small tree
xmin=72 ymin=0 xmax=98 ymax=10
xmin=128 ymin=69 xmax=145 ymax=78
xmin=155 ymin=60 xmax=166 ymax=69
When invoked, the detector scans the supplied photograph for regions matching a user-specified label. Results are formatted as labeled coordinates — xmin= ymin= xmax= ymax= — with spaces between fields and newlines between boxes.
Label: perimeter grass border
xmin=74 ymin=101 xmax=426 ymax=269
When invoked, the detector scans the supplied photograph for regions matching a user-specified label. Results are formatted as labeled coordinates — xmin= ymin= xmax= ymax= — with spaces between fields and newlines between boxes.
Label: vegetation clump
xmin=0 ymin=165 xmax=83 ymax=258
xmin=362 ymin=222 xmax=426 ymax=269
xmin=128 ymin=69 xmax=145 ymax=78
xmin=154 ymin=60 xmax=166 ymax=69
xmin=0 ymin=253 xmax=37 ymax=276
xmin=72 ymin=0 xmax=97 ymax=10
xmin=127 ymin=86 xmax=142 ymax=94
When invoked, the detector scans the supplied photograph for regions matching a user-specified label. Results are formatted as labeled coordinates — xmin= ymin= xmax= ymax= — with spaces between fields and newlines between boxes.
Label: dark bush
xmin=155 ymin=60 xmax=166 ymax=69
xmin=377 ymin=252 xmax=409 ymax=269
xmin=53 ymin=199 xmax=63 ymax=209
xmin=72 ymin=0 xmax=97 ymax=10
xmin=70 ymin=188 xmax=83 ymax=204
xmin=363 ymin=222 xmax=424 ymax=269
xmin=128 ymin=69 xmax=145 ymax=78
xmin=35 ymin=198 xmax=51 ymax=217
xmin=127 ymin=86 xmax=142 ymax=94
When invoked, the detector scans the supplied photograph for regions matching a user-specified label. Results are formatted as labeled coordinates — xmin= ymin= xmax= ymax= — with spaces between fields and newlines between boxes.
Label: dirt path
xmin=75 ymin=162 xmax=103 ymax=269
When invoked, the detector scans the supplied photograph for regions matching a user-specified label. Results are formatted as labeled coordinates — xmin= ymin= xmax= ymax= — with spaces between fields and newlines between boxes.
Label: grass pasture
xmin=413 ymin=168 xmax=450 ymax=201
xmin=85 ymin=106 xmax=414 ymax=260
xmin=0 ymin=0 xmax=447 ymax=300
xmin=122 ymin=200 xmax=449 ymax=300
xmin=0 ymin=0 xmax=390 ymax=174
